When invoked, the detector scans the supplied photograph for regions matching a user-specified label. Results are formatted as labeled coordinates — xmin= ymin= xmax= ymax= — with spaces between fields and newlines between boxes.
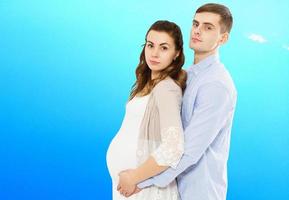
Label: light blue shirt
xmin=138 ymin=54 xmax=237 ymax=200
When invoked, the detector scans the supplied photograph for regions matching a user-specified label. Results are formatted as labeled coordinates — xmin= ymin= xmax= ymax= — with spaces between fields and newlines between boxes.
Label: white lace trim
xmin=151 ymin=126 xmax=184 ymax=169
xmin=134 ymin=180 xmax=180 ymax=200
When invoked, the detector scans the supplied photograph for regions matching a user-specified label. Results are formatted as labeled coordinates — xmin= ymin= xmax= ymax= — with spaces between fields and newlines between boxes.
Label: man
xmin=119 ymin=3 xmax=237 ymax=200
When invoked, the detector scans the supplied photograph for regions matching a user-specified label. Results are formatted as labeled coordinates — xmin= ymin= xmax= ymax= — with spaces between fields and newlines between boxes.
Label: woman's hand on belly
xmin=117 ymin=169 xmax=141 ymax=197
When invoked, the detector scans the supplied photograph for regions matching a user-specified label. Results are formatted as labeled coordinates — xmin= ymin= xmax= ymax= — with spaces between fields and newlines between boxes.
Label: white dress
xmin=106 ymin=95 xmax=180 ymax=200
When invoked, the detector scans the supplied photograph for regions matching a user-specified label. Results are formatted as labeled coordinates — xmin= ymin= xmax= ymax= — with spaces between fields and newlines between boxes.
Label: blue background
xmin=1 ymin=0 xmax=289 ymax=199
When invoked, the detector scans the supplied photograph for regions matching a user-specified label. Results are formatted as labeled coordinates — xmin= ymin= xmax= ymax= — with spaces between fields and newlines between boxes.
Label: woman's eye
xmin=161 ymin=46 xmax=168 ymax=51
xmin=147 ymin=44 xmax=153 ymax=48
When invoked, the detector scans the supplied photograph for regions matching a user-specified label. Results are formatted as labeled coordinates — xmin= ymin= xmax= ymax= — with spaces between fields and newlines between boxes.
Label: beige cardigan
xmin=136 ymin=78 xmax=184 ymax=169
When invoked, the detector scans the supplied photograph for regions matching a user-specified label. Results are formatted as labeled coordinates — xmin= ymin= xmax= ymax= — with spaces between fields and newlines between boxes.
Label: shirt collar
xmin=187 ymin=53 xmax=220 ymax=75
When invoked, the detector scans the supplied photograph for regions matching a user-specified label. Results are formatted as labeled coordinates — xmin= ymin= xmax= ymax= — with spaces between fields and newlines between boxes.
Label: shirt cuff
xmin=137 ymin=178 xmax=154 ymax=189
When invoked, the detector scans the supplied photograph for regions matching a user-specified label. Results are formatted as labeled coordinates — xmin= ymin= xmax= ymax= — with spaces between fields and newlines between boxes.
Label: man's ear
xmin=219 ymin=32 xmax=229 ymax=45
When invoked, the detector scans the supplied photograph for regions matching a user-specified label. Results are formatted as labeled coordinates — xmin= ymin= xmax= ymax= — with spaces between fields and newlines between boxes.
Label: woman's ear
xmin=174 ymin=51 xmax=180 ymax=60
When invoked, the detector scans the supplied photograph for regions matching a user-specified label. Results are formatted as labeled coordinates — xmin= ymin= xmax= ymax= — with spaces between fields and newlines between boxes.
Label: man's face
xmin=189 ymin=12 xmax=228 ymax=54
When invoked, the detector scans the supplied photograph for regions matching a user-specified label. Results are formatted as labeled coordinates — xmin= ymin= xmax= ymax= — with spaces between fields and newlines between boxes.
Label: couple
xmin=106 ymin=3 xmax=237 ymax=200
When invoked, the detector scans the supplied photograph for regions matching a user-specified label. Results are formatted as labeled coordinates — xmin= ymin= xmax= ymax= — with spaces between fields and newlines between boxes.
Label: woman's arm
xmin=118 ymin=80 xmax=184 ymax=196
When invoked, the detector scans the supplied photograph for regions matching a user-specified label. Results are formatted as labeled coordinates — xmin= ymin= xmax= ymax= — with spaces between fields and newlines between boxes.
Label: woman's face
xmin=145 ymin=30 xmax=179 ymax=78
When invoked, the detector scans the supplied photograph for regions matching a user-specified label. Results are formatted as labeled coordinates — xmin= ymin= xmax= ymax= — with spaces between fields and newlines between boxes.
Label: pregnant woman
xmin=106 ymin=20 xmax=187 ymax=200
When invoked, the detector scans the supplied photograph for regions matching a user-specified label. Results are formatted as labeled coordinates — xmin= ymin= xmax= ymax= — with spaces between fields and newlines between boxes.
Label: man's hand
xmin=117 ymin=169 xmax=137 ymax=197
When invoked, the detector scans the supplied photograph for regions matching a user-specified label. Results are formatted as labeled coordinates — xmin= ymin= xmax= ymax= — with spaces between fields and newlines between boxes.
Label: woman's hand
xmin=117 ymin=169 xmax=137 ymax=197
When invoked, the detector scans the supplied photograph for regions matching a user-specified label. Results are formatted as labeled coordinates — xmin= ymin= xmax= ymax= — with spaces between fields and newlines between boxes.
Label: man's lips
xmin=192 ymin=37 xmax=202 ymax=42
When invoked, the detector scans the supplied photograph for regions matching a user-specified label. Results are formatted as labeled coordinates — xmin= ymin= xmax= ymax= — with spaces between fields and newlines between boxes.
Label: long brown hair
xmin=129 ymin=20 xmax=187 ymax=100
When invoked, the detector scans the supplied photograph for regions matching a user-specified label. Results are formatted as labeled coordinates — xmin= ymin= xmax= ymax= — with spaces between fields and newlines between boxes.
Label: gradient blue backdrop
xmin=1 ymin=0 xmax=289 ymax=199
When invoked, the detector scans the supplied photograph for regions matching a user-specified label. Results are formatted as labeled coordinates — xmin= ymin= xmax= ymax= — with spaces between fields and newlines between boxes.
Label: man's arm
xmin=138 ymin=82 xmax=233 ymax=188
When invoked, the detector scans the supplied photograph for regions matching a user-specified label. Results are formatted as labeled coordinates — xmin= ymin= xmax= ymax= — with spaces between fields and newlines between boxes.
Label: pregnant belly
xmin=106 ymin=132 xmax=138 ymax=182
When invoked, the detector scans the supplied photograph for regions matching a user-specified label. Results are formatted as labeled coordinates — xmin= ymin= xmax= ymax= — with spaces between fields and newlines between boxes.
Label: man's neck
xmin=194 ymin=50 xmax=218 ymax=64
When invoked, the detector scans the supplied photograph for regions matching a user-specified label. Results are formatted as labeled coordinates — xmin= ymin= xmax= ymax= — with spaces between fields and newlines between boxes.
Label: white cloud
xmin=248 ymin=33 xmax=267 ymax=43
xmin=282 ymin=45 xmax=289 ymax=51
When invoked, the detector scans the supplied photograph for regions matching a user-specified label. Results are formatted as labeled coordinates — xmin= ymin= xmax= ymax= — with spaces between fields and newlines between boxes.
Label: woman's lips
xmin=149 ymin=60 xmax=160 ymax=65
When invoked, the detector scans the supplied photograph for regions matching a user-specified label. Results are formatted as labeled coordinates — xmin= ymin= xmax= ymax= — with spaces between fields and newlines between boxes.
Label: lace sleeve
xmin=151 ymin=80 xmax=184 ymax=169
xmin=151 ymin=127 xmax=184 ymax=169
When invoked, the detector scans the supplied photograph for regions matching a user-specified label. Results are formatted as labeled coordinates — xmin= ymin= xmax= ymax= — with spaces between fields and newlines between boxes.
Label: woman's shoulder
xmin=153 ymin=77 xmax=182 ymax=94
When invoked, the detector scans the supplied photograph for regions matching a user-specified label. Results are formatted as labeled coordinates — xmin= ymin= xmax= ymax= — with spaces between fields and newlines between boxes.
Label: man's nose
xmin=193 ymin=26 xmax=201 ymax=35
